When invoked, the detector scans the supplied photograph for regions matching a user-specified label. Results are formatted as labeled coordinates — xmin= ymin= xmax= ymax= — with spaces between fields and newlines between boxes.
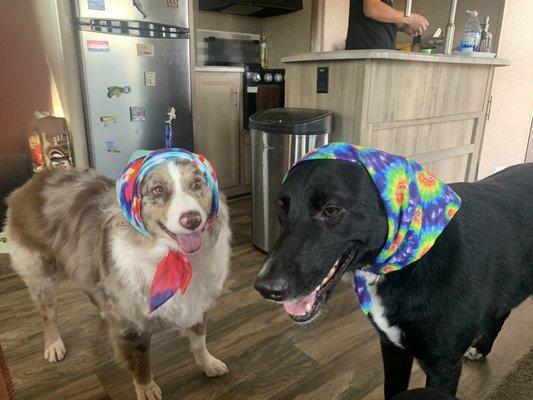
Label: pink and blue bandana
xmin=288 ymin=142 xmax=461 ymax=315
xmin=116 ymin=148 xmax=219 ymax=313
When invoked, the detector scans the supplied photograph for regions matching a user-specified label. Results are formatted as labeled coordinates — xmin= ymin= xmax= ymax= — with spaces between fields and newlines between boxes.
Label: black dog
xmin=255 ymin=160 xmax=533 ymax=398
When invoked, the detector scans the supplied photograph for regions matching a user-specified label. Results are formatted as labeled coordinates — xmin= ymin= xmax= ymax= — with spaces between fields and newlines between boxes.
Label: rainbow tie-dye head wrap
xmin=289 ymin=142 xmax=461 ymax=315
xmin=117 ymin=148 xmax=219 ymax=236
xmin=116 ymin=148 xmax=219 ymax=313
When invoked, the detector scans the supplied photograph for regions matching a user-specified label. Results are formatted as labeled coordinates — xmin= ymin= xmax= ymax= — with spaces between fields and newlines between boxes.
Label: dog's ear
xmin=206 ymin=196 xmax=228 ymax=244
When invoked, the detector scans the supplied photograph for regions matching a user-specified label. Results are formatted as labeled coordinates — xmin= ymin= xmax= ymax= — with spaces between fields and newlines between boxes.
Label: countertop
xmin=282 ymin=49 xmax=509 ymax=66
xmin=195 ymin=66 xmax=245 ymax=73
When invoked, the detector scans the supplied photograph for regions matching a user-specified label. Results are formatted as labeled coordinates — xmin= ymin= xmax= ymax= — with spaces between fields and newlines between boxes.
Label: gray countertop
xmin=282 ymin=49 xmax=509 ymax=66
xmin=195 ymin=66 xmax=245 ymax=73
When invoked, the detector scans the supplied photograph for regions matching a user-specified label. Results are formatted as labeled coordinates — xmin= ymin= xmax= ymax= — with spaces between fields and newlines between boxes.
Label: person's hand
xmin=397 ymin=23 xmax=416 ymax=37
xmin=404 ymin=13 xmax=429 ymax=36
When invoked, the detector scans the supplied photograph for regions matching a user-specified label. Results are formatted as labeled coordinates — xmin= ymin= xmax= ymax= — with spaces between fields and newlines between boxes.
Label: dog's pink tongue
xmin=177 ymin=232 xmax=202 ymax=253
xmin=283 ymin=290 xmax=317 ymax=317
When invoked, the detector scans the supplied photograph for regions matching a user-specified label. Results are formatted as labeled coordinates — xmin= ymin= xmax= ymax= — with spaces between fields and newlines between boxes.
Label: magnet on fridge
xmin=105 ymin=140 xmax=120 ymax=153
xmin=107 ymin=86 xmax=131 ymax=98
xmin=100 ymin=115 xmax=118 ymax=126
xmin=130 ymin=106 xmax=146 ymax=122
xmin=144 ymin=72 xmax=156 ymax=87
xmin=88 ymin=0 xmax=105 ymax=11
xmin=132 ymin=0 xmax=147 ymax=18
xmin=167 ymin=0 xmax=179 ymax=7
xmin=137 ymin=43 xmax=155 ymax=57
xmin=87 ymin=40 xmax=109 ymax=52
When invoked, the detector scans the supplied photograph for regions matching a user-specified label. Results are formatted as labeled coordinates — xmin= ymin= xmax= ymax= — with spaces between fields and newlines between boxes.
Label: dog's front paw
xmin=201 ymin=355 xmax=229 ymax=377
xmin=44 ymin=338 xmax=66 ymax=362
xmin=134 ymin=379 xmax=162 ymax=400
xmin=464 ymin=347 xmax=485 ymax=361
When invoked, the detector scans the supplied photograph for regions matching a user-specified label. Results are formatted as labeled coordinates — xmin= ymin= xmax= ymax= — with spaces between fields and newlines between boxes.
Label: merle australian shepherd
xmin=6 ymin=163 xmax=230 ymax=400
xmin=255 ymin=159 xmax=533 ymax=399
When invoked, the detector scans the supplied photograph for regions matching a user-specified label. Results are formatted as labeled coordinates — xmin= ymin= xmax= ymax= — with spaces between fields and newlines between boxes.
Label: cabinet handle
xmin=233 ymin=90 xmax=239 ymax=110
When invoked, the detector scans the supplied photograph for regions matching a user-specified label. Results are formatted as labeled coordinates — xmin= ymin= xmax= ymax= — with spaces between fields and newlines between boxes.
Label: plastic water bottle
xmin=459 ymin=10 xmax=481 ymax=53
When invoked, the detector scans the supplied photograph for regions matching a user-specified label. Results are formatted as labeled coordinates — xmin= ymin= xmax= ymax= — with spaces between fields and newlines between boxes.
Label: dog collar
xmin=288 ymin=142 xmax=462 ymax=315
xmin=116 ymin=148 xmax=219 ymax=313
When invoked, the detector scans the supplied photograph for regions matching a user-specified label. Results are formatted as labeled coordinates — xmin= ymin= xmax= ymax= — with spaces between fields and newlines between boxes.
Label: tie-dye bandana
xmin=116 ymin=148 xmax=219 ymax=313
xmin=288 ymin=142 xmax=461 ymax=315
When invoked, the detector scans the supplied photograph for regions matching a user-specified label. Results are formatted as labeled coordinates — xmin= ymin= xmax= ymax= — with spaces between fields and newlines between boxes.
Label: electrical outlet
xmin=144 ymin=71 xmax=156 ymax=87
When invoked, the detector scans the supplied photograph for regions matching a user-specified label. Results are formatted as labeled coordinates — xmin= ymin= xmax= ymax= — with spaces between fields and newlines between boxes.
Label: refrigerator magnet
xmin=87 ymin=40 xmax=109 ymax=52
xmin=99 ymin=116 xmax=118 ymax=126
xmin=144 ymin=72 xmax=156 ymax=87
xmin=130 ymin=106 xmax=146 ymax=122
xmin=105 ymin=140 xmax=120 ymax=153
xmin=107 ymin=86 xmax=131 ymax=98
xmin=167 ymin=0 xmax=179 ymax=7
xmin=132 ymin=0 xmax=147 ymax=19
xmin=137 ymin=43 xmax=155 ymax=57
xmin=88 ymin=0 xmax=105 ymax=11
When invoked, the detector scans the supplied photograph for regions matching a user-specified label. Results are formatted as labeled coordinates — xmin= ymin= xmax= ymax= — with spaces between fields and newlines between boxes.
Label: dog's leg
xmin=10 ymin=246 xmax=66 ymax=362
xmin=30 ymin=277 xmax=66 ymax=363
xmin=464 ymin=311 xmax=510 ymax=361
xmin=380 ymin=338 xmax=413 ymax=400
xmin=109 ymin=323 xmax=161 ymax=400
xmin=184 ymin=315 xmax=228 ymax=377
xmin=424 ymin=360 xmax=462 ymax=396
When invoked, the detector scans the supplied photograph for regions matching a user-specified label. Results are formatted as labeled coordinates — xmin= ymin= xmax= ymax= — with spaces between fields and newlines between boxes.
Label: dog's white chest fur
xmin=108 ymin=220 xmax=230 ymax=331
xmin=366 ymin=279 xmax=403 ymax=348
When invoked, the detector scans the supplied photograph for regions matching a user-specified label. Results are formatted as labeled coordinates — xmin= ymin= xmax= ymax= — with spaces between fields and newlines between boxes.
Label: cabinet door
xmin=193 ymin=72 xmax=241 ymax=189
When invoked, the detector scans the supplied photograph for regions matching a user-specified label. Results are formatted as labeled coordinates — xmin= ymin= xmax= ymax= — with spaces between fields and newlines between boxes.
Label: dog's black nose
xmin=180 ymin=211 xmax=202 ymax=231
xmin=254 ymin=276 xmax=288 ymax=301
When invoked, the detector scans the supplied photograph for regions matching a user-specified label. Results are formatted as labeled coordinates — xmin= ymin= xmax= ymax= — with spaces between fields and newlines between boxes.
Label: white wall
xmin=477 ymin=0 xmax=533 ymax=178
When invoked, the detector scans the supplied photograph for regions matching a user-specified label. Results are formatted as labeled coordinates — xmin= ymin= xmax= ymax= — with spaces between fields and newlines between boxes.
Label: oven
xmin=243 ymin=68 xmax=285 ymax=130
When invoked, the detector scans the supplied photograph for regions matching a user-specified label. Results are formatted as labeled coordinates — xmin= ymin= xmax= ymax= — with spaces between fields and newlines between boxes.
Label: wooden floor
xmin=0 ymin=197 xmax=532 ymax=400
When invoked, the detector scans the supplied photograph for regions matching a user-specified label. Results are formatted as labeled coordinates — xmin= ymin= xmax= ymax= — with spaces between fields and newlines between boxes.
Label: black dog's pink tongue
xmin=177 ymin=232 xmax=202 ymax=253
xmin=283 ymin=291 xmax=317 ymax=317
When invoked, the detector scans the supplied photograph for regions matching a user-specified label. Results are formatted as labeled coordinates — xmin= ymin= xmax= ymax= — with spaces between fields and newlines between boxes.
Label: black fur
xmin=255 ymin=160 xmax=533 ymax=398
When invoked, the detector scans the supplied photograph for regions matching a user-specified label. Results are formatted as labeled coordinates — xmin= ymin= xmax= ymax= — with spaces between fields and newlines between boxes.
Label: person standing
xmin=346 ymin=0 xmax=429 ymax=50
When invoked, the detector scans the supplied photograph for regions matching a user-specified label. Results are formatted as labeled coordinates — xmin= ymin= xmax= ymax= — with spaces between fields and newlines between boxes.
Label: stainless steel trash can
xmin=250 ymin=108 xmax=334 ymax=252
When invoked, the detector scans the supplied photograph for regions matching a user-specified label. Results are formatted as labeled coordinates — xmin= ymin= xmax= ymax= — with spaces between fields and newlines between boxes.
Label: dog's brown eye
xmin=192 ymin=178 xmax=202 ymax=190
xmin=152 ymin=186 xmax=165 ymax=196
xmin=323 ymin=206 xmax=341 ymax=218
xmin=276 ymin=200 xmax=285 ymax=216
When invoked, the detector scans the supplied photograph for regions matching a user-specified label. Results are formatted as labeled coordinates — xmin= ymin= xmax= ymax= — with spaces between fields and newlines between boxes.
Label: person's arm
xmin=363 ymin=0 xmax=429 ymax=36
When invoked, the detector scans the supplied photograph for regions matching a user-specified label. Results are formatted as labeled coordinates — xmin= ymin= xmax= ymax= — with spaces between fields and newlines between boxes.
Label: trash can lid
xmin=249 ymin=108 xmax=334 ymax=135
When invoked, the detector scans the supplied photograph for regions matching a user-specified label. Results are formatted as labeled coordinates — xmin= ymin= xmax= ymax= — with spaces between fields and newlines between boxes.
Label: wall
xmin=192 ymin=0 xmax=262 ymax=35
xmin=0 ymin=0 xmax=52 ymax=156
xmin=395 ymin=0 xmax=504 ymax=49
xmin=262 ymin=0 xmax=313 ymax=69
xmin=477 ymin=0 xmax=533 ymax=178
xmin=322 ymin=0 xmax=349 ymax=51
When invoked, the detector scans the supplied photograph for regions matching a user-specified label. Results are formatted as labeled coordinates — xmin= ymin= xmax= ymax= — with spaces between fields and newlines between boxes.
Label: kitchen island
xmin=282 ymin=50 xmax=508 ymax=182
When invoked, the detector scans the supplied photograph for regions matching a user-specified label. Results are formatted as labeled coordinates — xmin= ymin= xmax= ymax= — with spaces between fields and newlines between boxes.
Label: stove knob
xmin=264 ymin=73 xmax=273 ymax=83
xmin=252 ymin=73 xmax=261 ymax=83
xmin=274 ymin=73 xmax=283 ymax=83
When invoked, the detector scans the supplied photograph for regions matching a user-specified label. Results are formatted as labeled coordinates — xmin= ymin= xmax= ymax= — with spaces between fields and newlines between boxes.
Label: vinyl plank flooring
xmin=1 ymin=197 xmax=531 ymax=400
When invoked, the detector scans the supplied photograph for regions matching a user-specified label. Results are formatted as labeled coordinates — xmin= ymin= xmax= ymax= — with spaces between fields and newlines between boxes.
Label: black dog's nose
xmin=180 ymin=210 xmax=202 ymax=231
xmin=254 ymin=276 xmax=288 ymax=301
